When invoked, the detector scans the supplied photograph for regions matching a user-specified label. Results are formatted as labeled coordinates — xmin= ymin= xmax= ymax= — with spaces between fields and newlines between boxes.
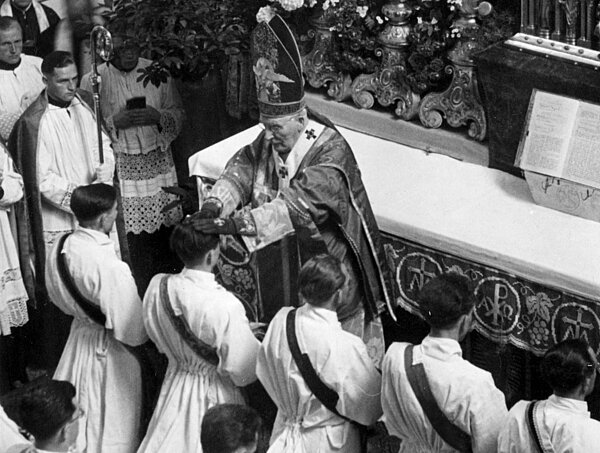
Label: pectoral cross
xmin=278 ymin=166 xmax=288 ymax=179
xmin=305 ymin=128 xmax=316 ymax=140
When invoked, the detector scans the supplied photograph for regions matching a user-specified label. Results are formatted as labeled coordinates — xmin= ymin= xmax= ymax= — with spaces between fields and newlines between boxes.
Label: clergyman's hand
xmin=190 ymin=216 xmax=256 ymax=236
xmin=193 ymin=218 xmax=239 ymax=235
xmin=112 ymin=110 xmax=134 ymax=129
xmin=198 ymin=198 xmax=222 ymax=219
xmin=130 ymin=107 xmax=161 ymax=127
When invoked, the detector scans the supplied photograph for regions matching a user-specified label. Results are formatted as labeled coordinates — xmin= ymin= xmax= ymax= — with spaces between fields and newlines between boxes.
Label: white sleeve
xmin=0 ymin=149 xmax=23 ymax=207
xmin=100 ymin=129 xmax=115 ymax=174
xmin=331 ymin=338 xmax=383 ymax=425
xmin=38 ymin=135 xmax=76 ymax=212
xmin=470 ymin=376 xmax=509 ymax=453
xmin=497 ymin=402 xmax=529 ymax=453
xmin=157 ymin=77 xmax=185 ymax=151
xmin=213 ymin=295 xmax=260 ymax=386
xmin=101 ymin=259 xmax=147 ymax=346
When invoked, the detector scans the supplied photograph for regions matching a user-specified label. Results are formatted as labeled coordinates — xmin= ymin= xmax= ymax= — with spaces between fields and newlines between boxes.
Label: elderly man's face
xmin=0 ymin=24 xmax=22 ymax=65
xmin=112 ymin=35 xmax=141 ymax=72
xmin=261 ymin=114 xmax=304 ymax=155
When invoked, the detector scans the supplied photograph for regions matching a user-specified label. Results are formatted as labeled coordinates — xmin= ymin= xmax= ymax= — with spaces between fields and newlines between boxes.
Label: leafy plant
xmin=112 ymin=0 xmax=267 ymax=86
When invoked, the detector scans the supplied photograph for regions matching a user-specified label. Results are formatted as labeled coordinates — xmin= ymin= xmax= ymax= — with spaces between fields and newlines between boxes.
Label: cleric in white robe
xmin=498 ymin=339 xmax=600 ymax=453
xmin=46 ymin=184 xmax=147 ymax=453
xmin=0 ymin=142 xmax=28 ymax=336
xmin=138 ymin=212 xmax=260 ymax=453
xmin=257 ymin=254 xmax=382 ymax=453
xmin=381 ymin=273 xmax=508 ymax=453
xmin=0 ymin=17 xmax=44 ymax=141
xmin=9 ymin=50 xmax=115 ymax=370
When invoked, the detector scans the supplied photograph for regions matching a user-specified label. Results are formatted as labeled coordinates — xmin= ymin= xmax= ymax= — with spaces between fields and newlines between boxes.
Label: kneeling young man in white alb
xmin=257 ymin=254 xmax=382 ymax=453
xmin=138 ymin=212 xmax=260 ymax=453
xmin=381 ymin=272 xmax=508 ymax=453
xmin=46 ymin=184 xmax=147 ymax=453
xmin=498 ymin=338 xmax=600 ymax=452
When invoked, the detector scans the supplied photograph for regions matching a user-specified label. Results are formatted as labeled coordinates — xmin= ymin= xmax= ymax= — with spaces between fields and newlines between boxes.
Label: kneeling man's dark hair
xmin=298 ymin=254 xmax=346 ymax=306
xmin=201 ymin=404 xmax=261 ymax=453
xmin=419 ymin=272 xmax=476 ymax=329
xmin=70 ymin=183 xmax=117 ymax=222
xmin=170 ymin=212 xmax=219 ymax=264
xmin=9 ymin=378 xmax=77 ymax=443
xmin=541 ymin=339 xmax=595 ymax=394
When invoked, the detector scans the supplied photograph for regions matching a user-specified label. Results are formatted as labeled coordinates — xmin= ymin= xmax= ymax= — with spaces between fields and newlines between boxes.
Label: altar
xmin=189 ymin=122 xmax=600 ymax=412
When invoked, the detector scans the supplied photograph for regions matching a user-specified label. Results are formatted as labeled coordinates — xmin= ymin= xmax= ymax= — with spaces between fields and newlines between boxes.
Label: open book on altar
xmin=516 ymin=90 xmax=600 ymax=221
xmin=516 ymin=90 xmax=600 ymax=188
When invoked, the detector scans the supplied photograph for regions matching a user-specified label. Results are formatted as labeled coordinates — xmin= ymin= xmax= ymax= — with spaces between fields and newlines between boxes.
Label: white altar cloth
xmin=188 ymin=125 xmax=600 ymax=301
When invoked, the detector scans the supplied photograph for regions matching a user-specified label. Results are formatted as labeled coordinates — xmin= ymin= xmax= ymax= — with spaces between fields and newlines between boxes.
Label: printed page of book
xmin=562 ymin=102 xmax=600 ymax=188
xmin=516 ymin=90 xmax=579 ymax=177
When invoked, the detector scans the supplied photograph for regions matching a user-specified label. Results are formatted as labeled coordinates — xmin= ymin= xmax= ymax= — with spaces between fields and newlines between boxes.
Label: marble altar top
xmin=188 ymin=124 xmax=600 ymax=301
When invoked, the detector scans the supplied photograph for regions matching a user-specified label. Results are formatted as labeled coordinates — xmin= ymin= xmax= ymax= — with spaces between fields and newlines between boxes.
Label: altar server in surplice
xmin=257 ymin=254 xmax=382 ymax=453
xmin=0 ymin=17 xmax=44 ymax=141
xmin=46 ymin=183 xmax=147 ymax=453
xmin=498 ymin=339 xmax=600 ymax=452
xmin=381 ymin=272 xmax=508 ymax=453
xmin=0 ymin=141 xmax=29 ymax=392
xmin=80 ymin=30 xmax=184 ymax=294
xmin=9 ymin=50 xmax=114 ymax=371
xmin=138 ymin=212 xmax=260 ymax=453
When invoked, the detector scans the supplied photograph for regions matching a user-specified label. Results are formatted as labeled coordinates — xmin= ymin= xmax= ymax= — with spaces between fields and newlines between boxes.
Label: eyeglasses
xmin=114 ymin=39 xmax=140 ymax=53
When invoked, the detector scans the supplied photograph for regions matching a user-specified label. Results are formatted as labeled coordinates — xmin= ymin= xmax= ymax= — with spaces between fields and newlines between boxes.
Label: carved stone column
xmin=350 ymin=0 xmax=421 ymax=120
xmin=418 ymin=0 xmax=491 ymax=141
xmin=302 ymin=7 xmax=353 ymax=101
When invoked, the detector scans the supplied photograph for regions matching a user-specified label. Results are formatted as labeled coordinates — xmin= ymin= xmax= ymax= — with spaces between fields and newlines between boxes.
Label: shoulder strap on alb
xmin=56 ymin=233 xmax=106 ymax=326
xmin=285 ymin=308 xmax=363 ymax=426
xmin=526 ymin=401 xmax=549 ymax=453
xmin=404 ymin=345 xmax=472 ymax=452
xmin=159 ymin=275 xmax=220 ymax=366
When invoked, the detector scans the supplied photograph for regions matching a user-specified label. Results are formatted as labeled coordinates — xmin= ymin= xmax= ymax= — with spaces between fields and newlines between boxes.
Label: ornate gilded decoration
xmin=350 ymin=0 xmax=421 ymax=120
xmin=302 ymin=7 xmax=353 ymax=101
xmin=418 ymin=0 xmax=491 ymax=141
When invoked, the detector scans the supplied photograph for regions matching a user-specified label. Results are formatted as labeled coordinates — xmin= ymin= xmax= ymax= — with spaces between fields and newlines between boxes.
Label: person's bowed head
xmin=2 ymin=378 xmax=82 ymax=453
xmin=201 ymin=404 xmax=262 ymax=453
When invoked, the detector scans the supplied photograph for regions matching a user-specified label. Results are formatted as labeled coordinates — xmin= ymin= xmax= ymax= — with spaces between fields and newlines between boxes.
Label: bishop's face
xmin=261 ymin=114 xmax=304 ymax=156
